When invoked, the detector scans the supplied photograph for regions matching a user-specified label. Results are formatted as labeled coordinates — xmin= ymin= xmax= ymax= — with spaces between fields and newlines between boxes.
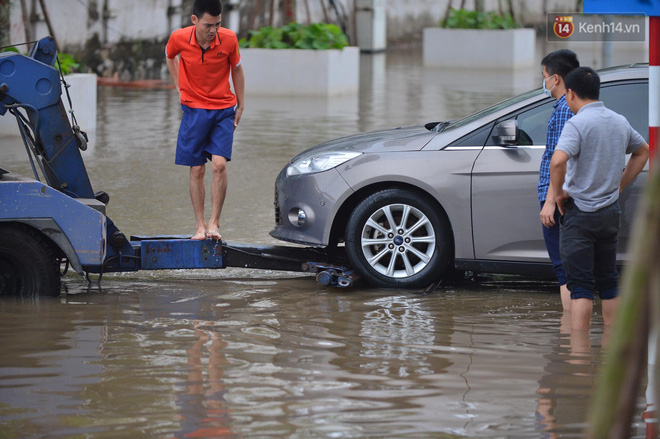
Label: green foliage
xmin=443 ymin=8 xmax=518 ymax=30
xmin=239 ymin=22 xmax=349 ymax=50
xmin=57 ymin=53 xmax=80 ymax=75
xmin=1 ymin=46 xmax=19 ymax=53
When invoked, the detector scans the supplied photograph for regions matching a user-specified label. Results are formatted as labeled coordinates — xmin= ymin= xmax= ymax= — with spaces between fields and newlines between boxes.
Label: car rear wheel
xmin=345 ymin=188 xmax=452 ymax=288
xmin=0 ymin=225 xmax=60 ymax=297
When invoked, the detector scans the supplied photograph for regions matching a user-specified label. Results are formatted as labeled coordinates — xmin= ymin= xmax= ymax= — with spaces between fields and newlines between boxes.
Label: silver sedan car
xmin=270 ymin=64 xmax=649 ymax=288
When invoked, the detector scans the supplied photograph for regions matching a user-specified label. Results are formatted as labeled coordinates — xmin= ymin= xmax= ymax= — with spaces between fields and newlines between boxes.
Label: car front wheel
xmin=345 ymin=188 xmax=452 ymax=288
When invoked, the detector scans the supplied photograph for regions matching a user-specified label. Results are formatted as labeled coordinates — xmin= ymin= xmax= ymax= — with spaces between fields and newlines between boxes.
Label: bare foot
xmin=207 ymin=226 xmax=222 ymax=241
xmin=191 ymin=225 xmax=207 ymax=240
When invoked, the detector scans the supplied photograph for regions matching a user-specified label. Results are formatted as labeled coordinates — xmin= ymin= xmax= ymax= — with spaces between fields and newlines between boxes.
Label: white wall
xmin=10 ymin=0 xmax=184 ymax=48
xmin=0 ymin=73 xmax=97 ymax=136
xmin=9 ymin=0 xmax=582 ymax=50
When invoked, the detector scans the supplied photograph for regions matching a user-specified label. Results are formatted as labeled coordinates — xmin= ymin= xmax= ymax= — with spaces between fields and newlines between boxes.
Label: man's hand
xmin=620 ymin=142 xmax=650 ymax=193
xmin=550 ymin=149 xmax=569 ymax=215
xmin=165 ymin=56 xmax=180 ymax=102
xmin=231 ymin=64 xmax=245 ymax=131
xmin=234 ymin=105 xmax=243 ymax=130
xmin=540 ymin=200 xmax=556 ymax=228
xmin=555 ymin=191 xmax=570 ymax=216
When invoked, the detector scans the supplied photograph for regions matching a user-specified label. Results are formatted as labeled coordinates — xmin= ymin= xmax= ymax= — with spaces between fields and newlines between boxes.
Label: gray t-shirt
xmin=555 ymin=101 xmax=646 ymax=212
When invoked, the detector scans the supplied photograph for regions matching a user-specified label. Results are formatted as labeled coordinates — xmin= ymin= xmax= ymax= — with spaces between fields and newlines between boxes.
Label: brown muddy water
xmin=0 ymin=43 xmax=651 ymax=437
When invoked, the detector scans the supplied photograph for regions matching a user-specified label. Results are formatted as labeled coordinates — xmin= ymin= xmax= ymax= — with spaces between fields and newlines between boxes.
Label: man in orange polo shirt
xmin=165 ymin=0 xmax=245 ymax=240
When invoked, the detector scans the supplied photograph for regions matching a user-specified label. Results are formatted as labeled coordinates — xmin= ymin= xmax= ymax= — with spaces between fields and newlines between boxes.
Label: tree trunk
xmin=0 ymin=0 xmax=10 ymax=47
xmin=181 ymin=0 xmax=193 ymax=26
xmin=20 ymin=0 xmax=32 ymax=43
xmin=279 ymin=0 xmax=295 ymax=25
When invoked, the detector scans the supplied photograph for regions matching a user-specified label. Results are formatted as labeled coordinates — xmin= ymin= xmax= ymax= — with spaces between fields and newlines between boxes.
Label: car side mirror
xmin=494 ymin=120 xmax=518 ymax=146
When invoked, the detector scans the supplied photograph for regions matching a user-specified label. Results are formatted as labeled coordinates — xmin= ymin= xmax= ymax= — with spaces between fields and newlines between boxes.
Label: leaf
xmin=442 ymin=8 xmax=518 ymax=29
xmin=242 ymin=22 xmax=349 ymax=50
xmin=57 ymin=53 xmax=80 ymax=74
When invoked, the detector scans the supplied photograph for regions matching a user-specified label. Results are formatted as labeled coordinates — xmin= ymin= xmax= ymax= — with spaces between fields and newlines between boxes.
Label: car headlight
xmin=286 ymin=151 xmax=362 ymax=176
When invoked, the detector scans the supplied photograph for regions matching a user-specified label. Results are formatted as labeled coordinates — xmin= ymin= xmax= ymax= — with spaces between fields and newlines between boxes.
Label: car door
xmin=471 ymin=98 xmax=554 ymax=262
xmin=470 ymin=80 xmax=649 ymax=264
xmin=598 ymin=81 xmax=649 ymax=257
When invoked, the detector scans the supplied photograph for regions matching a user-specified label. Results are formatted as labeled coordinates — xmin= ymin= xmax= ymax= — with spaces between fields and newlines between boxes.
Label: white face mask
xmin=542 ymin=74 xmax=557 ymax=97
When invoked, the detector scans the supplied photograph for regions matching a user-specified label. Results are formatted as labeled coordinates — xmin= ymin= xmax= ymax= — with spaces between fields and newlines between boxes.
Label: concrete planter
xmin=240 ymin=47 xmax=360 ymax=96
xmin=0 ymin=73 xmax=97 ymax=135
xmin=423 ymin=27 xmax=535 ymax=68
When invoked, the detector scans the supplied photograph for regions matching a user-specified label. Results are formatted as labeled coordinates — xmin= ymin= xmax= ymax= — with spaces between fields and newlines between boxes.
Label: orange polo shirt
xmin=166 ymin=26 xmax=241 ymax=109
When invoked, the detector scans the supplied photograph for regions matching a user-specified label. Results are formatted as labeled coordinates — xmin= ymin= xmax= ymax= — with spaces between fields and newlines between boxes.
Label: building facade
xmin=6 ymin=0 xmax=581 ymax=80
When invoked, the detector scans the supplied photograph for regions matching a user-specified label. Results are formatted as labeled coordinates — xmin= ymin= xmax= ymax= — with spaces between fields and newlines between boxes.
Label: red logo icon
xmin=553 ymin=16 xmax=574 ymax=38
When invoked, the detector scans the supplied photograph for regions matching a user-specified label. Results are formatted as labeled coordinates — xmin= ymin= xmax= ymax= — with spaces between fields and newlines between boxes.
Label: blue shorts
xmin=176 ymin=105 xmax=235 ymax=166
xmin=540 ymin=201 xmax=567 ymax=286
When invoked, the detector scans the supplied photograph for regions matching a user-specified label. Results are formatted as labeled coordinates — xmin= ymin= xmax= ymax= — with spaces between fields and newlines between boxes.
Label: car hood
xmin=291 ymin=126 xmax=437 ymax=161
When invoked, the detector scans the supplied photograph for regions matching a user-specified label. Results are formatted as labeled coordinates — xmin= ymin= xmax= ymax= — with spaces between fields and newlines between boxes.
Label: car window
xmin=600 ymin=82 xmax=649 ymax=141
xmin=515 ymin=101 xmax=554 ymax=145
xmin=485 ymin=79 xmax=649 ymax=147
xmin=447 ymin=124 xmax=493 ymax=147
xmin=485 ymin=99 xmax=554 ymax=146
xmin=444 ymin=89 xmax=542 ymax=131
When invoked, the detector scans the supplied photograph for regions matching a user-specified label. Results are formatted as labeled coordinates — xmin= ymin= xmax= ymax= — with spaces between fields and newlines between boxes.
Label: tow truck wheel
xmin=345 ymin=188 xmax=452 ymax=288
xmin=0 ymin=225 xmax=60 ymax=297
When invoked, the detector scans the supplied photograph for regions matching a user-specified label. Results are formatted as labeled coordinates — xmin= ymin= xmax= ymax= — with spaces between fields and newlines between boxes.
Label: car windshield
xmin=442 ymin=88 xmax=544 ymax=131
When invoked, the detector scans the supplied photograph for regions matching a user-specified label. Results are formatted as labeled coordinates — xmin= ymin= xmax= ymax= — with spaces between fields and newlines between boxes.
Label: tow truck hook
xmin=302 ymin=262 xmax=358 ymax=288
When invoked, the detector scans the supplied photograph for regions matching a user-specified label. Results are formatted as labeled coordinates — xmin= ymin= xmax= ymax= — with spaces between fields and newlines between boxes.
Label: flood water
xmin=1 ymin=42 xmax=652 ymax=437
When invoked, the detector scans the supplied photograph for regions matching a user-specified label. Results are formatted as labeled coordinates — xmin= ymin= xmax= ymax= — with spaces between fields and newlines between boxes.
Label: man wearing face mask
xmin=538 ymin=49 xmax=580 ymax=313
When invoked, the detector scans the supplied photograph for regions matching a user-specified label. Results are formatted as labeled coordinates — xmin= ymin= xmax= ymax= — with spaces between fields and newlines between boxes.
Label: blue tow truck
xmin=0 ymin=37 xmax=354 ymax=296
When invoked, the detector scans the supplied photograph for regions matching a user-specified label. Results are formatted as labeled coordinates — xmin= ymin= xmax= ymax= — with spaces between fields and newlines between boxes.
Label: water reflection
xmin=535 ymin=312 xmax=590 ymax=437
xmin=177 ymin=322 xmax=234 ymax=438
xmin=0 ymin=278 xmax=651 ymax=437
xmin=359 ymin=296 xmax=444 ymax=377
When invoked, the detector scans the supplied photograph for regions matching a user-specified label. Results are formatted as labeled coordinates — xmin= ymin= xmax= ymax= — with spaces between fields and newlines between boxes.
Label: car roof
xmin=598 ymin=63 xmax=649 ymax=81
xmin=429 ymin=63 xmax=649 ymax=147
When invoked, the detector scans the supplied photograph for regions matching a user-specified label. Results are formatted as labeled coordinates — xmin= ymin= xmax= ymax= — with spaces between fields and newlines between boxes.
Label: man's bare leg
xmin=207 ymin=155 xmax=227 ymax=240
xmin=560 ymin=284 xmax=571 ymax=312
xmin=559 ymin=285 xmax=572 ymax=335
xmin=571 ymin=298 xmax=593 ymax=330
xmin=601 ymin=296 xmax=620 ymax=327
xmin=569 ymin=326 xmax=591 ymax=365
xmin=190 ymin=164 xmax=207 ymax=240
xmin=560 ymin=309 xmax=572 ymax=334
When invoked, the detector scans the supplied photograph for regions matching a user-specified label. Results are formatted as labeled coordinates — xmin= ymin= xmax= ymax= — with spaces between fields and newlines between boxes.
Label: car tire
xmin=0 ymin=225 xmax=60 ymax=297
xmin=345 ymin=188 xmax=452 ymax=288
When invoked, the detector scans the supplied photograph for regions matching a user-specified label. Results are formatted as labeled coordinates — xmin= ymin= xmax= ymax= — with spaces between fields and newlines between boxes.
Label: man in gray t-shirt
xmin=550 ymin=67 xmax=649 ymax=331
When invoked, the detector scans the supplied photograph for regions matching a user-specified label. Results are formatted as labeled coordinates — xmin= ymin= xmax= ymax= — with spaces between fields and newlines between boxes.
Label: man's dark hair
xmin=541 ymin=49 xmax=580 ymax=79
xmin=193 ymin=0 xmax=222 ymax=18
xmin=565 ymin=67 xmax=600 ymax=100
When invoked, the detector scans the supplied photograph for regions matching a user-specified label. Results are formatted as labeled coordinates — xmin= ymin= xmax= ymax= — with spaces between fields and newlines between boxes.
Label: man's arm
xmin=541 ymin=104 xmax=573 ymax=227
xmin=620 ymin=143 xmax=650 ymax=193
xmin=231 ymin=64 xmax=245 ymax=129
xmin=540 ymin=178 xmax=556 ymax=228
xmin=166 ymin=56 xmax=180 ymax=96
xmin=550 ymin=150 xmax=570 ymax=215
